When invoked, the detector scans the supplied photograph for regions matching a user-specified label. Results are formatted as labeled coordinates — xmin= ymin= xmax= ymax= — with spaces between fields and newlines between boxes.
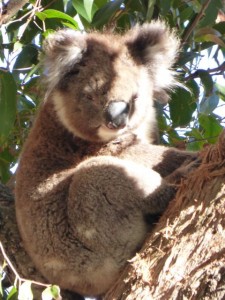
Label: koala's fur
xmin=15 ymin=21 xmax=197 ymax=297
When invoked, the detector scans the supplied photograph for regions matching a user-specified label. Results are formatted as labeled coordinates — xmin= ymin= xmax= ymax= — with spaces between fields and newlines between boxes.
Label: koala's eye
xmin=63 ymin=69 xmax=80 ymax=83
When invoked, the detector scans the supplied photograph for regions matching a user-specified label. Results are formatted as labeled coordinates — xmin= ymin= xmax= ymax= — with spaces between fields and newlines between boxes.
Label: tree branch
xmin=182 ymin=0 xmax=212 ymax=44
xmin=0 ymin=0 xmax=29 ymax=24
xmin=185 ymin=62 xmax=225 ymax=81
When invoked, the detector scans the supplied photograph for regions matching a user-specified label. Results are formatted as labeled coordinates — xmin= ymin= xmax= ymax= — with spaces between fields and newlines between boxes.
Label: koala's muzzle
xmin=104 ymin=101 xmax=130 ymax=130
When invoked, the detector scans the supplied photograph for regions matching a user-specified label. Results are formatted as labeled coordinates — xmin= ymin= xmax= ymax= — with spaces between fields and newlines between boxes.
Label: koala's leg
xmin=66 ymin=155 xmax=178 ymax=294
xmin=67 ymin=155 xmax=176 ymax=244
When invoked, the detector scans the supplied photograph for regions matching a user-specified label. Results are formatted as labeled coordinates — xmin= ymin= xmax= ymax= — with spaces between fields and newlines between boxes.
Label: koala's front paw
xmin=165 ymin=158 xmax=201 ymax=185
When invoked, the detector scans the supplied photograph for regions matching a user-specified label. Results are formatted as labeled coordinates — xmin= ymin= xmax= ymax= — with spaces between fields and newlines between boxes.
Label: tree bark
xmin=0 ymin=131 xmax=224 ymax=300
xmin=104 ymin=130 xmax=225 ymax=300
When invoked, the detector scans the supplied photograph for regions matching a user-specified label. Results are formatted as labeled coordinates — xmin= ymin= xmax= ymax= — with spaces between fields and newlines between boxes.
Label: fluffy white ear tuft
xmin=125 ymin=21 xmax=180 ymax=103
xmin=42 ymin=29 xmax=87 ymax=92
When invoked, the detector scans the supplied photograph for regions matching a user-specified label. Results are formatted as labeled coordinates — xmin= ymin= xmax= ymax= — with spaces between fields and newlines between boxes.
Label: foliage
xmin=0 ymin=242 xmax=61 ymax=300
xmin=0 ymin=258 xmax=62 ymax=300
xmin=0 ymin=0 xmax=224 ymax=184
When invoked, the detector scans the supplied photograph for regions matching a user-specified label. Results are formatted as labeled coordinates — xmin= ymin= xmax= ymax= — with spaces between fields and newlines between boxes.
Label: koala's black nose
xmin=104 ymin=101 xmax=130 ymax=130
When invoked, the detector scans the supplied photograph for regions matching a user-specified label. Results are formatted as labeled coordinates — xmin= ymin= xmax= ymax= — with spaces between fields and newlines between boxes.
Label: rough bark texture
xmin=104 ymin=130 xmax=225 ymax=300
xmin=0 ymin=130 xmax=224 ymax=300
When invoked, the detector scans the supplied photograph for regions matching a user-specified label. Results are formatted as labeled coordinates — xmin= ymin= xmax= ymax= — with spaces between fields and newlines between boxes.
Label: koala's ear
xmin=42 ymin=29 xmax=87 ymax=91
xmin=125 ymin=21 xmax=180 ymax=103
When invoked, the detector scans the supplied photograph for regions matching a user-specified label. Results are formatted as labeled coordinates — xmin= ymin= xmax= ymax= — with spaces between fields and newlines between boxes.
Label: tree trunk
xmin=0 ymin=131 xmax=224 ymax=300
xmin=104 ymin=130 xmax=225 ymax=300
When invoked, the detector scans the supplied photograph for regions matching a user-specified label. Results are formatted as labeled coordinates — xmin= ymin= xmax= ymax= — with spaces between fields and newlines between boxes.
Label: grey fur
xmin=15 ymin=22 xmax=197 ymax=297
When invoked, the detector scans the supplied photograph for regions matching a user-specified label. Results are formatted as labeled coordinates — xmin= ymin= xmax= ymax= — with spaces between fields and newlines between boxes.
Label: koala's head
xmin=43 ymin=21 xmax=179 ymax=142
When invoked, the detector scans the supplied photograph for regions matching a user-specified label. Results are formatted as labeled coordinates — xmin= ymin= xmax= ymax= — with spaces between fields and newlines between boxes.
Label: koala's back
xmin=15 ymin=22 xmax=186 ymax=296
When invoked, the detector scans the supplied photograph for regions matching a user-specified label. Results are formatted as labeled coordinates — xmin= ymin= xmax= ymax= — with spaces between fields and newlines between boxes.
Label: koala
xmin=15 ymin=21 xmax=197 ymax=297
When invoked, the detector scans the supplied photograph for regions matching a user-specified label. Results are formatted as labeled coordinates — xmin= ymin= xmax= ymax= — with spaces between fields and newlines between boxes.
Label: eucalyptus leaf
xmin=84 ymin=0 xmax=98 ymax=22
xmin=185 ymin=128 xmax=205 ymax=151
xmin=199 ymin=114 xmax=223 ymax=143
xmin=42 ymin=285 xmax=61 ymax=300
xmin=13 ymin=45 xmax=39 ymax=72
xmin=195 ymin=34 xmax=225 ymax=48
xmin=146 ymin=0 xmax=156 ymax=21
xmin=200 ymin=93 xmax=219 ymax=115
xmin=198 ymin=0 xmax=222 ymax=28
xmin=6 ymin=286 xmax=18 ymax=300
xmin=216 ymin=83 xmax=225 ymax=102
xmin=18 ymin=281 xmax=33 ymax=300
xmin=0 ymin=71 xmax=17 ymax=144
xmin=72 ymin=0 xmax=90 ymax=22
xmin=91 ymin=0 xmax=124 ymax=28
xmin=36 ymin=9 xmax=78 ymax=28
xmin=197 ymin=70 xmax=213 ymax=96
xmin=169 ymin=81 xmax=197 ymax=127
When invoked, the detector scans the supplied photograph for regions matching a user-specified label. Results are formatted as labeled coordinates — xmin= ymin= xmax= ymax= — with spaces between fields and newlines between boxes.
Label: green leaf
xmin=18 ymin=281 xmax=33 ymax=300
xmin=95 ymin=0 xmax=108 ymax=8
xmin=6 ymin=286 xmax=18 ymax=300
xmin=195 ymin=27 xmax=222 ymax=38
xmin=0 ymin=148 xmax=14 ymax=183
xmin=158 ymin=0 xmax=171 ymax=16
xmin=36 ymin=9 xmax=78 ymax=29
xmin=72 ymin=0 xmax=98 ymax=23
xmin=185 ymin=0 xmax=201 ymax=13
xmin=41 ymin=0 xmax=64 ymax=11
xmin=42 ymin=285 xmax=61 ymax=300
xmin=214 ymin=21 xmax=225 ymax=34
xmin=197 ymin=70 xmax=213 ymax=96
xmin=199 ymin=0 xmax=222 ymax=28
xmin=199 ymin=114 xmax=223 ymax=143
xmin=84 ymin=0 xmax=98 ymax=22
xmin=91 ymin=0 xmax=124 ymax=28
xmin=72 ymin=0 xmax=90 ymax=22
xmin=185 ymin=128 xmax=205 ymax=151
xmin=216 ymin=83 xmax=225 ymax=102
xmin=167 ymin=128 xmax=184 ymax=146
xmin=0 ymin=71 xmax=17 ymax=144
xmin=13 ymin=45 xmax=39 ymax=72
xmin=200 ymin=93 xmax=219 ymax=115
xmin=169 ymin=81 xmax=198 ymax=127
xmin=179 ymin=6 xmax=194 ymax=22
xmin=195 ymin=33 xmax=225 ymax=48
xmin=177 ymin=51 xmax=200 ymax=65
xmin=146 ymin=0 xmax=156 ymax=21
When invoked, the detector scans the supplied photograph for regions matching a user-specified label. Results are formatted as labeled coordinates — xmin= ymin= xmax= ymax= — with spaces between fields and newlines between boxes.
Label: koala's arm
xmin=105 ymin=135 xmax=200 ymax=178
xmin=142 ymin=156 xmax=200 ymax=215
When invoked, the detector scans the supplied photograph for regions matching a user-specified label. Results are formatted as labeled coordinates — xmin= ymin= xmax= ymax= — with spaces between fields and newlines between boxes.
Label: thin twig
xmin=17 ymin=0 xmax=42 ymax=40
xmin=0 ymin=242 xmax=50 ymax=288
xmin=0 ymin=0 xmax=28 ymax=24
xmin=185 ymin=62 xmax=225 ymax=81
xmin=182 ymin=0 xmax=212 ymax=44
